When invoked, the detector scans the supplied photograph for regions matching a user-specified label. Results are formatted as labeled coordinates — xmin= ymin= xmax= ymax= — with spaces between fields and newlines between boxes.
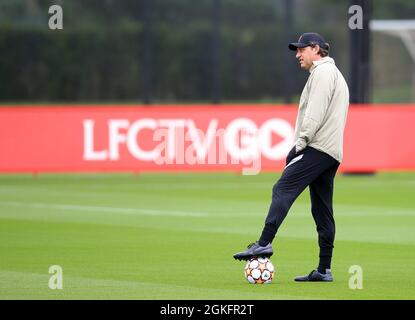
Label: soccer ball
xmin=244 ymin=257 xmax=275 ymax=284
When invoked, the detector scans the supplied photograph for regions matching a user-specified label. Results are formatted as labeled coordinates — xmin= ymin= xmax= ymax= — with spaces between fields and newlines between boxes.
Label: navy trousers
xmin=259 ymin=146 xmax=340 ymax=260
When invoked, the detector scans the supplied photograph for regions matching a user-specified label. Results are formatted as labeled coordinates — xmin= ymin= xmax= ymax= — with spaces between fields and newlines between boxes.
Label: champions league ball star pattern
xmin=244 ymin=257 xmax=275 ymax=284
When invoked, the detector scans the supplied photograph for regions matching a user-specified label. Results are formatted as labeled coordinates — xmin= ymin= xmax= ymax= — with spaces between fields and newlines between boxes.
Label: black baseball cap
xmin=288 ymin=32 xmax=329 ymax=51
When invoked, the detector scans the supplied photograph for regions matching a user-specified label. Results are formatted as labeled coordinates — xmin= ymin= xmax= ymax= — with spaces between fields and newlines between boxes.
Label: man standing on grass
xmin=233 ymin=32 xmax=349 ymax=282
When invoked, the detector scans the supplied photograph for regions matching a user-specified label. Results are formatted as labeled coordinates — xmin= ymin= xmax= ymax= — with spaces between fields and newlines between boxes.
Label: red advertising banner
xmin=0 ymin=105 xmax=414 ymax=173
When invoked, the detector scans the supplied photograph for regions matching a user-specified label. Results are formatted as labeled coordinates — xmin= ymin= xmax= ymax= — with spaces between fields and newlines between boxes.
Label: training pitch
xmin=0 ymin=172 xmax=414 ymax=299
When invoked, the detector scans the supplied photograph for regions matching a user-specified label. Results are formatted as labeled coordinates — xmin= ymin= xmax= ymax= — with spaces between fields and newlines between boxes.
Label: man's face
xmin=295 ymin=46 xmax=321 ymax=70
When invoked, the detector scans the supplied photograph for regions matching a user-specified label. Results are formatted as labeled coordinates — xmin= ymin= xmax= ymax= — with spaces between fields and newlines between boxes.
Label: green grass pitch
xmin=0 ymin=172 xmax=414 ymax=300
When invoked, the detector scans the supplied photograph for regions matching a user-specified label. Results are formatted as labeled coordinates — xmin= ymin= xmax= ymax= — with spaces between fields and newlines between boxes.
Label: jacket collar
xmin=309 ymin=56 xmax=335 ymax=73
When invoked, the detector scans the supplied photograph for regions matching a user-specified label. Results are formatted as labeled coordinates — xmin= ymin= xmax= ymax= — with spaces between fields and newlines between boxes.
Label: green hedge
xmin=0 ymin=25 xmax=144 ymax=101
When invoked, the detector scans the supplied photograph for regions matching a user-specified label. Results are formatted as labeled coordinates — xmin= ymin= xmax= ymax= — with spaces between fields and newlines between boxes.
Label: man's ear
xmin=312 ymin=45 xmax=320 ymax=55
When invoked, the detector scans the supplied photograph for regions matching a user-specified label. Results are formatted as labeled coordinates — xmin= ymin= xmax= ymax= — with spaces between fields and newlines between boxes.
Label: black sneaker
xmin=294 ymin=269 xmax=333 ymax=282
xmin=233 ymin=241 xmax=273 ymax=261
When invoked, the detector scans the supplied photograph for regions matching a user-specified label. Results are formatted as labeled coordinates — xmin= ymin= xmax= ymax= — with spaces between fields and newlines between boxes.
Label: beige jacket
xmin=294 ymin=57 xmax=349 ymax=163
